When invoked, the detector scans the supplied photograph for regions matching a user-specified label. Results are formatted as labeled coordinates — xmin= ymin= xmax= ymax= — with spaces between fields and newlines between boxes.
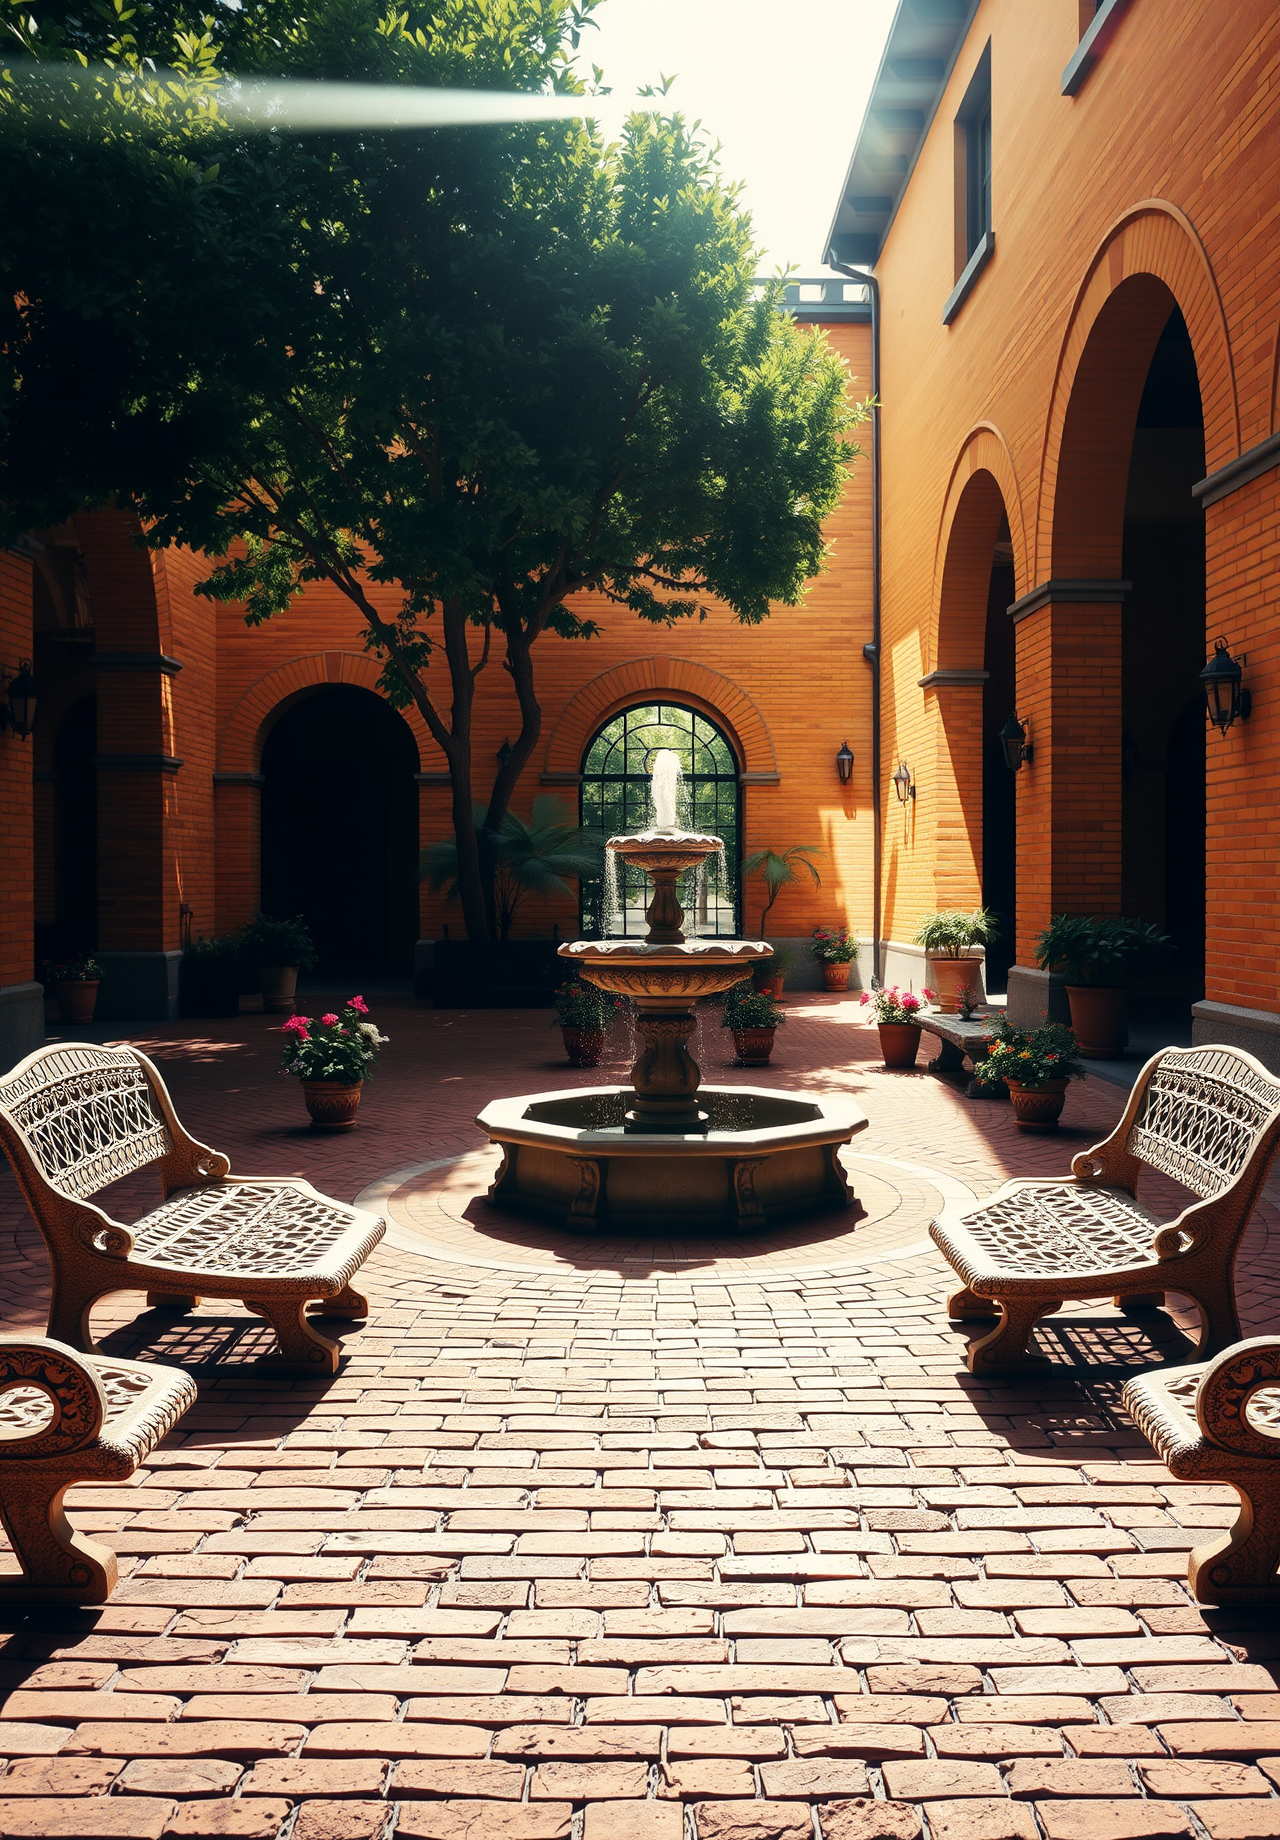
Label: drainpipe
xmin=828 ymin=257 xmax=882 ymax=985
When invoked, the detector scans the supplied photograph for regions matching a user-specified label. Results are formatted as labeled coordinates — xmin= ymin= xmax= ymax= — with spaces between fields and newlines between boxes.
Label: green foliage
xmin=43 ymin=953 xmax=103 ymax=982
xmin=721 ymin=979 xmax=784 ymax=1030
xmin=552 ymin=976 xmax=621 ymax=1029
xmin=280 ymin=996 xmax=387 ymax=1082
xmin=422 ymin=794 xmax=604 ymax=940
xmin=740 ymin=846 xmax=823 ymax=936
xmin=1034 ymin=914 xmax=1171 ymax=987
xmin=810 ymin=925 xmax=858 ymax=964
xmin=0 ymin=0 xmax=866 ymax=939
xmin=972 ymin=1017 xmax=1085 ymax=1090
xmin=913 ymin=909 xmax=1000 ymax=958
xmin=245 ymin=911 xmax=318 ymax=970
xmin=183 ymin=928 xmax=247 ymax=963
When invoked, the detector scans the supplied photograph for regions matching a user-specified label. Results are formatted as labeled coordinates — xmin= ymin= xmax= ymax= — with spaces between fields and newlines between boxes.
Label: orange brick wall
xmin=0 ymin=554 xmax=34 ymax=990
xmin=871 ymin=0 xmax=1280 ymax=1008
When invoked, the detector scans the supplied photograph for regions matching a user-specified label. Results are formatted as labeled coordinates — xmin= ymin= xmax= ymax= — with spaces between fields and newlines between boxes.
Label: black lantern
xmin=1200 ymin=638 xmax=1250 ymax=735
xmin=496 ymin=737 xmax=513 ymax=768
xmin=835 ymin=740 xmax=854 ymax=783
xmin=0 ymin=660 xmax=38 ymax=740
xmin=892 ymin=760 xmax=915 ymax=803
xmin=999 ymin=712 xmax=1032 ymax=772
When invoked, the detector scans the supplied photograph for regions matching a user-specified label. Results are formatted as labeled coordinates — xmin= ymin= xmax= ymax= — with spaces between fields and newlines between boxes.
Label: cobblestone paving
xmin=1 ymin=998 xmax=1280 ymax=1840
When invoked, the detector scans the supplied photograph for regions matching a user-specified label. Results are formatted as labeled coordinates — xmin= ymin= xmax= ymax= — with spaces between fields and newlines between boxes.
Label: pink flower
xmin=348 ymin=995 xmax=369 ymax=1014
xmin=900 ymin=993 xmax=921 ymax=1012
xmin=859 ymin=991 xmax=871 ymax=1006
xmin=921 ymin=988 xmax=936 ymax=1000
xmin=281 ymin=1015 xmax=311 ymax=1036
xmin=321 ymin=1013 xmax=339 ymax=1027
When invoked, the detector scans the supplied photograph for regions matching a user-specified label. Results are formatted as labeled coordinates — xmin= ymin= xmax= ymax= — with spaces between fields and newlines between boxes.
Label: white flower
xmin=359 ymin=1022 xmax=389 ymax=1044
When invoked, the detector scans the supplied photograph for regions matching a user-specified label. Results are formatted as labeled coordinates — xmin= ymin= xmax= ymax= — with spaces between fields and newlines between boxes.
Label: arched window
xmin=580 ymin=703 xmax=740 ymax=937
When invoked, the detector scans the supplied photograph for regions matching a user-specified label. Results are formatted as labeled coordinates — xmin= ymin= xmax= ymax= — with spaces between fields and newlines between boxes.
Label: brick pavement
xmin=1 ymin=996 xmax=1280 ymax=1839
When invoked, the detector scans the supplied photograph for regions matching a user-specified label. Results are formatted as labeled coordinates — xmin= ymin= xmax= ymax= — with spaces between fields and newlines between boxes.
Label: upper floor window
xmin=955 ymin=43 xmax=993 ymax=272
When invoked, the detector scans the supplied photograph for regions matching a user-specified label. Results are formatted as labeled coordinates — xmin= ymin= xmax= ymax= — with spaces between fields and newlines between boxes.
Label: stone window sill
xmin=942 ymin=230 xmax=994 ymax=327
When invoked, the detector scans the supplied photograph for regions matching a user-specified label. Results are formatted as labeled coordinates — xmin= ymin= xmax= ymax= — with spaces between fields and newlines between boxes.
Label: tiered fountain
xmin=477 ymin=752 xmax=866 ymax=1232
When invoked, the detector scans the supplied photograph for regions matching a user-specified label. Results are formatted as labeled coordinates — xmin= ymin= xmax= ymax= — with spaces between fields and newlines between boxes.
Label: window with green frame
xmin=579 ymin=704 xmax=741 ymax=937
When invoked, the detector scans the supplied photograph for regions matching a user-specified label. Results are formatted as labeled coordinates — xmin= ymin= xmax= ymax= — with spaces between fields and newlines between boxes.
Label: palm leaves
xmin=741 ymin=845 xmax=824 ymax=936
xmin=421 ymin=797 xmax=605 ymax=942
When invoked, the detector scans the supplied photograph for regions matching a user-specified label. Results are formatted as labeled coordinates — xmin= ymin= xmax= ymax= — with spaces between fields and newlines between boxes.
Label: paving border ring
xmin=358 ymin=1150 xmax=973 ymax=1281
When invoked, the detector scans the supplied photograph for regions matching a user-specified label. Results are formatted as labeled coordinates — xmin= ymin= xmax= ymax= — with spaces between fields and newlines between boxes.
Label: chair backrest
xmin=1126 ymin=1043 xmax=1280 ymax=1200
xmin=0 ymin=1043 xmax=171 ymax=1203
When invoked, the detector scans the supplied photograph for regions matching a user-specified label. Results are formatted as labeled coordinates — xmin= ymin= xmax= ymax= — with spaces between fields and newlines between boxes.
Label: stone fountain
xmin=477 ymin=751 xmax=866 ymax=1232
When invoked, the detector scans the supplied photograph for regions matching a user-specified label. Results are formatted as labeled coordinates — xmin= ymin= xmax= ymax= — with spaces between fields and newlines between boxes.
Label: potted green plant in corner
xmin=553 ymin=978 xmax=623 ymax=1068
xmin=181 ymin=929 xmax=247 ymax=1019
xmin=811 ymin=926 xmax=860 ymax=991
xmin=913 ymin=910 xmax=998 ymax=1014
xmin=1035 ymin=915 xmax=1171 ymax=1057
xmin=722 ymin=981 xmax=785 ymax=1066
xmin=46 ymin=955 xmax=103 ymax=1025
xmin=972 ymin=1018 xmax=1085 ymax=1132
xmin=859 ymin=984 xmax=933 ymax=1069
xmin=246 ymin=912 xmax=318 ymax=1015
xmin=280 ymin=996 xmax=388 ymax=1131
xmin=752 ymin=943 xmax=796 ymax=998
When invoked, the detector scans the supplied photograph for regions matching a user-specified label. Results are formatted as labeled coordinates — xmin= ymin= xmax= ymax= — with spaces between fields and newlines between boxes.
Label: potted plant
xmin=181 ymin=930 xmax=247 ymax=1019
xmin=280 ymin=996 xmax=388 ymax=1131
xmin=246 ymin=912 xmax=318 ymax=1014
xmin=913 ymin=910 xmax=998 ymax=1014
xmin=1035 ymin=915 xmax=1171 ymax=1057
xmin=722 ymin=981 xmax=785 ymax=1065
xmin=752 ymin=943 xmax=796 ymax=998
xmin=811 ymin=926 xmax=859 ymax=991
xmin=741 ymin=845 xmax=824 ymax=936
xmin=46 ymin=955 xmax=103 ymax=1024
xmin=859 ymin=984 xmax=933 ymax=1069
xmin=971 ymin=1018 xmax=1085 ymax=1132
xmin=553 ymin=978 xmax=623 ymax=1067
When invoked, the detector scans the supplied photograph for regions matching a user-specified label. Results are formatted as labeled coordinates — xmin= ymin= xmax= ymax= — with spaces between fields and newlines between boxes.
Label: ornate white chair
xmin=0 ymin=1043 xmax=385 ymax=1374
xmin=931 ymin=1044 xmax=1280 ymax=1374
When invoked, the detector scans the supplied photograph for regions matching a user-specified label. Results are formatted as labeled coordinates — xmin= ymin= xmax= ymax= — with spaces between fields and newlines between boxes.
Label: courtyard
xmin=1 ymin=997 xmax=1278 ymax=1839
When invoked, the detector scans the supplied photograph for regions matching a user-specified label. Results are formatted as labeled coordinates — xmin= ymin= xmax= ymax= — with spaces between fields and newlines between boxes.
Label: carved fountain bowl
xmin=606 ymin=827 xmax=727 ymax=876
xmin=559 ymin=939 xmax=771 ymax=1003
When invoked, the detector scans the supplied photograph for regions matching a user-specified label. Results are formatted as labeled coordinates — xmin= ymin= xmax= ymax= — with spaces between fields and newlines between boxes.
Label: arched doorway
xmin=260 ymin=686 xmax=419 ymax=979
xmin=48 ymin=695 xmax=98 ymax=961
xmin=981 ymin=516 xmax=1017 ymax=991
xmin=579 ymin=702 xmax=741 ymax=937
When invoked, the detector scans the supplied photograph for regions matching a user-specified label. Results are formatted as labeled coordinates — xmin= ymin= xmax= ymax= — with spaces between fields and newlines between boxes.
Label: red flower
xmin=321 ymin=1013 xmax=339 ymax=1027
xmin=348 ymin=995 xmax=369 ymax=1014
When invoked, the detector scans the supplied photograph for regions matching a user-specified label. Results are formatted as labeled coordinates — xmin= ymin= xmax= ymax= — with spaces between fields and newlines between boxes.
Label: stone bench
xmin=0 ymin=1335 xmax=195 ymax=1601
xmin=919 ymin=1013 xmax=1003 ymax=1094
xmin=0 ymin=1043 xmax=386 ymax=1374
xmin=930 ymin=1043 xmax=1280 ymax=1374
xmin=1124 ymin=1338 xmax=1280 ymax=1604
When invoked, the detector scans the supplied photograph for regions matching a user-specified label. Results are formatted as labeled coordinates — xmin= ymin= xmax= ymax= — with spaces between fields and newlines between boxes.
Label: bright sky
xmin=577 ymin=0 xmax=897 ymax=277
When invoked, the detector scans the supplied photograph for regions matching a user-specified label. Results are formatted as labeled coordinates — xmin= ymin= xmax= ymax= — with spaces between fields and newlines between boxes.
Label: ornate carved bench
xmin=1124 ymin=1338 xmax=1280 ymax=1603
xmin=0 ymin=1335 xmax=195 ymax=1601
xmin=0 ymin=1043 xmax=386 ymax=1374
xmin=930 ymin=1044 xmax=1280 ymax=1374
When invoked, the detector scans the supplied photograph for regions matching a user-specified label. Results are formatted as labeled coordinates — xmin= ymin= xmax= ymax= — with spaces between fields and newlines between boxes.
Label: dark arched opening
xmin=260 ymin=686 xmax=419 ymax=979
xmin=43 ymin=694 xmax=98 ymax=961
xmin=981 ymin=515 xmax=1017 ymax=992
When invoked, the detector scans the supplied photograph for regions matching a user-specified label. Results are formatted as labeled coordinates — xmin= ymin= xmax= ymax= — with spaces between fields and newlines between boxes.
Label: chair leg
xmin=253 ymin=1297 xmax=340 ymax=1374
xmin=1188 ymin=1487 xmax=1280 ymax=1604
xmin=45 ymin=1275 xmax=105 ymax=1353
xmin=947 ymin=1286 xmax=999 ymax=1321
xmin=1189 ymin=1279 xmax=1242 ymax=1359
xmin=1117 ymin=1292 xmax=1165 ymax=1312
xmin=0 ymin=1476 xmax=117 ymax=1603
xmin=966 ymin=1297 xmax=1061 ymax=1375
xmin=308 ymin=1285 xmax=369 ymax=1321
xmin=147 ymin=1293 xmax=201 ymax=1312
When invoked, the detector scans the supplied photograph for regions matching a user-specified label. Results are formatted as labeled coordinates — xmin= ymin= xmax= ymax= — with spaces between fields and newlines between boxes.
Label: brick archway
xmin=542 ymin=658 xmax=777 ymax=779
xmin=931 ymin=427 xmax=1028 ymax=674
xmin=219 ymin=652 xmax=432 ymax=773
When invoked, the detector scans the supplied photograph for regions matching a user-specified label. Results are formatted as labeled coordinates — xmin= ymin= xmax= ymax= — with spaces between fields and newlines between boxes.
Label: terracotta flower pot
xmin=822 ymin=963 xmax=852 ymax=991
xmin=928 ymin=957 xmax=980 ymax=1015
xmin=56 ymin=980 xmax=99 ymax=1023
xmin=1066 ymin=985 xmax=1128 ymax=1057
xmin=1005 ymin=1077 xmax=1069 ymax=1132
xmin=733 ymin=1026 xmax=777 ymax=1066
xmin=562 ymin=1025 xmax=605 ymax=1068
xmin=259 ymin=966 xmax=299 ymax=1015
xmin=878 ymin=1022 xmax=921 ymax=1069
xmin=302 ymin=1079 xmax=363 ymax=1132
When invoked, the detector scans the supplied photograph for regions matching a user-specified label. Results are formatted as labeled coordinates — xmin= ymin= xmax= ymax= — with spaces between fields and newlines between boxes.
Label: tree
xmin=1 ymin=0 xmax=867 ymax=938
xmin=741 ymin=844 xmax=824 ymax=937
xmin=420 ymin=793 xmax=604 ymax=941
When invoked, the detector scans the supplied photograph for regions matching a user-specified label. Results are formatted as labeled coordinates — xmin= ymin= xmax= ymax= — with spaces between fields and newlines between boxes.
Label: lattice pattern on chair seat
xmin=130 ymin=1181 xmax=368 ymax=1276
xmin=0 ymin=1362 xmax=160 ymax=1442
xmin=0 ymin=1045 xmax=170 ymax=1201
xmin=957 ymin=1183 xmax=1165 ymax=1277
xmin=1127 ymin=1045 xmax=1280 ymax=1199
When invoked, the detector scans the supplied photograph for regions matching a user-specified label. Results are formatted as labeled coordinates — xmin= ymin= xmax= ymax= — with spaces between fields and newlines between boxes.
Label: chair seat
xmin=933 ymin=1179 xmax=1166 ymax=1288
xmin=129 ymin=1179 xmax=383 ymax=1284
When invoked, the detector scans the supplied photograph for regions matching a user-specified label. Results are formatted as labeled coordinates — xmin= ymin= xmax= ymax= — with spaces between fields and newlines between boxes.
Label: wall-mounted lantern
xmin=0 ymin=660 xmax=38 ymax=740
xmin=999 ymin=712 xmax=1032 ymax=772
xmin=1200 ymin=638 xmax=1251 ymax=735
xmin=835 ymin=740 xmax=854 ymax=783
xmin=892 ymin=760 xmax=915 ymax=803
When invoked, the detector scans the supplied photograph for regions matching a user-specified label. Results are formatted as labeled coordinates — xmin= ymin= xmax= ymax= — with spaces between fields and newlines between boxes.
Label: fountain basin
xmin=561 ymin=938 xmax=771 ymax=1005
xmin=477 ymin=1085 xmax=868 ymax=1233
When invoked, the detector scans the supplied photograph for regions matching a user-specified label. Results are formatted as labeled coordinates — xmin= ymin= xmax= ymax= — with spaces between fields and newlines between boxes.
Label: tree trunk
xmin=439 ymin=598 xmax=490 ymax=940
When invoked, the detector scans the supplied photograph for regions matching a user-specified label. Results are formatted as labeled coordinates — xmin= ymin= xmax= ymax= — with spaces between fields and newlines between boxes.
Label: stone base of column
xmin=1192 ymin=999 xmax=1280 ymax=1076
xmin=0 ymin=982 xmax=45 ymax=1074
xmin=96 ymin=951 xmax=182 ymax=1022
xmin=1007 ymin=965 xmax=1070 ymax=1028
